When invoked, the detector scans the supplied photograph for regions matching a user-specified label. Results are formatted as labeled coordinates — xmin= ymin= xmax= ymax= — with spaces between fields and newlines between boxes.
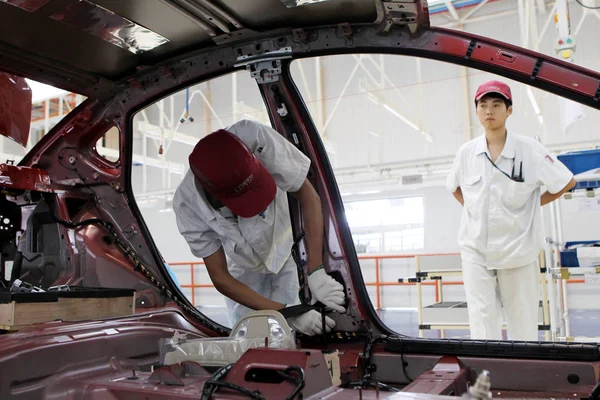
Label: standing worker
xmin=173 ymin=119 xmax=346 ymax=336
xmin=447 ymin=80 xmax=576 ymax=341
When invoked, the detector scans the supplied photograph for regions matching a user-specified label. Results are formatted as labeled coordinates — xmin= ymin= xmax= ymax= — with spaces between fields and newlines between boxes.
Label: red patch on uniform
xmin=545 ymin=155 xmax=554 ymax=163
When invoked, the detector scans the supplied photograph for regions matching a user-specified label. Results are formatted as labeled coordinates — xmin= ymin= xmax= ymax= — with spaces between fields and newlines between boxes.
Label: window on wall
xmin=345 ymin=197 xmax=424 ymax=254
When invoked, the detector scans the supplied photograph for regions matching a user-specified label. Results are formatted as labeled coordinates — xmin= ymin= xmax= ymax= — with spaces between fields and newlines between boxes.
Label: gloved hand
xmin=288 ymin=310 xmax=335 ymax=336
xmin=307 ymin=267 xmax=346 ymax=313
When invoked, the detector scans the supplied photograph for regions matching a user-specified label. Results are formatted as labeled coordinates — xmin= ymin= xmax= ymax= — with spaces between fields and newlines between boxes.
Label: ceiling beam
xmin=444 ymin=0 xmax=460 ymax=20
xmin=536 ymin=0 xmax=546 ymax=13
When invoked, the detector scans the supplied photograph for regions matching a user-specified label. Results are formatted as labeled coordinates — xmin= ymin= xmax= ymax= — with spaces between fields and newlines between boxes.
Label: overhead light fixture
xmin=382 ymin=104 xmax=420 ymax=131
xmin=526 ymin=87 xmax=544 ymax=126
xmin=368 ymin=91 xmax=432 ymax=142
xmin=359 ymin=190 xmax=381 ymax=195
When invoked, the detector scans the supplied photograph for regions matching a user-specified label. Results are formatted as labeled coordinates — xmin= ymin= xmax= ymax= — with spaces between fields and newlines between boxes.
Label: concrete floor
xmin=198 ymin=307 xmax=600 ymax=341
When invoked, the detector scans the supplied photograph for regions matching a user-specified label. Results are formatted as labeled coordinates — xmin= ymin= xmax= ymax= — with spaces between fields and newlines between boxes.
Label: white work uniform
xmin=173 ymin=119 xmax=311 ymax=326
xmin=447 ymin=132 xmax=573 ymax=340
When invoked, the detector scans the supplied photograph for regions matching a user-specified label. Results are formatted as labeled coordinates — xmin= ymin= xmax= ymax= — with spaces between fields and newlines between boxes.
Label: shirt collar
xmin=474 ymin=131 xmax=516 ymax=159
xmin=475 ymin=134 xmax=487 ymax=155
xmin=500 ymin=131 xmax=516 ymax=159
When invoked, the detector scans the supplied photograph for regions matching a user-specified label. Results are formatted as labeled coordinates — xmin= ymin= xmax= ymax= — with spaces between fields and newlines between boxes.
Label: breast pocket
xmin=501 ymin=180 xmax=535 ymax=210
xmin=461 ymin=174 xmax=482 ymax=208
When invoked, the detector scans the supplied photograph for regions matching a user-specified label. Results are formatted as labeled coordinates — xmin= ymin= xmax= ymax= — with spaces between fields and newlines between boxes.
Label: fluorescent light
xmin=369 ymin=92 xmax=431 ymax=141
xmin=359 ymin=190 xmax=381 ymax=195
xmin=341 ymin=192 xmax=353 ymax=196
xmin=527 ymin=87 xmax=541 ymax=115
xmin=527 ymin=87 xmax=544 ymax=127
xmin=367 ymin=91 xmax=381 ymax=105
xmin=369 ymin=131 xmax=380 ymax=138
xmin=383 ymin=104 xmax=420 ymax=131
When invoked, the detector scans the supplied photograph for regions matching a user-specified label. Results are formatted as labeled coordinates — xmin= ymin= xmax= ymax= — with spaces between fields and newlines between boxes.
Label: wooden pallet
xmin=0 ymin=293 xmax=135 ymax=331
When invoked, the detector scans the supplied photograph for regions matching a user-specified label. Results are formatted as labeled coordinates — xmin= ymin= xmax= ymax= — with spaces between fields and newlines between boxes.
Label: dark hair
xmin=476 ymin=92 xmax=512 ymax=108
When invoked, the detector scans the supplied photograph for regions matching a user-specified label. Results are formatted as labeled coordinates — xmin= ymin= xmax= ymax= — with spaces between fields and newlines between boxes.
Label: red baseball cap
xmin=474 ymin=80 xmax=512 ymax=104
xmin=189 ymin=129 xmax=276 ymax=218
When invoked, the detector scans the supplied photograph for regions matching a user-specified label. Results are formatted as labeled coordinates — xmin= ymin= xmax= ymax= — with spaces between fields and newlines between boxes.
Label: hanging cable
xmin=575 ymin=0 xmax=600 ymax=9
xmin=277 ymin=366 xmax=306 ymax=400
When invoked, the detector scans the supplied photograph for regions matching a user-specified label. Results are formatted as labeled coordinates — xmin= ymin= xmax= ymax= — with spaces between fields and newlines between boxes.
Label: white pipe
xmin=170 ymin=96 xmax=175 ymax=130
xmin=295 ymin=59 xmax=313 ymax=103
xmin=363 ymin=55 xmax=418 ymax=115
xmin=195 ymin=89 xmax=225 ymax=128
xmin=536 ymin=0 xmax=546 ymax=13
xmin=545 ymin=247 xmax=559 ymax=340
xmin=416 ymin=58 xmax=424 ymax=134
xmin=441 ymin=9 xmax=516 ymax=27
xmin=322 ymin=57 xmax=362 ymax=133
xmin=562 ymin=279 xmax=571 ymax=338
xmin=536 ymin=5 xmax=557 ymax=49
xmin=316 ymin=57 xmax=325 ymax=134
xmin=517 ymin=0 xmax=528 ymax=47
xmin=444 ymin=0 xmax=460 ymax=20
xmin=460 ymin=0 xmax=490 ymax=23
xmin=551 ymin=201 xmax=567 ymax=337
xmin=574 ymin=8 xmax=589 ymax=36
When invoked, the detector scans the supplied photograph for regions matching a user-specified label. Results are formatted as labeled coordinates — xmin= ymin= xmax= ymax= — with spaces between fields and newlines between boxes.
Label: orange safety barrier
xmin=169 ymin=255 xmax=587 ymax=308
xmin=31 ymin=93 xmax=78 ymax=123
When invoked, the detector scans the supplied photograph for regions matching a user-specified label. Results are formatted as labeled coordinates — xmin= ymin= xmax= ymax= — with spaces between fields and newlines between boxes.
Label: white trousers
xmin=462 ymin=260 xmax=540 ymax=341
xmin=225 ymin=255 xmax=300 ymax=327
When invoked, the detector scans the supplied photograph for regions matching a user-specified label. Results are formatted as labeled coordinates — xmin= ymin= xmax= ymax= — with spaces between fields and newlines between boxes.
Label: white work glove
xmin=307 ymin=267 xmax=346 ymax=313
xmin=288 ymin=310 xmax=335 ymax=336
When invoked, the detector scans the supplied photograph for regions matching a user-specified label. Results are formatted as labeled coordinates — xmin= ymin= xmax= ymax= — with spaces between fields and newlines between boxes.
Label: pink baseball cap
xmin=475 ymin=80 xmax=512 ymax=104
xmin=189 ymin=129 xmax=277 ymax=218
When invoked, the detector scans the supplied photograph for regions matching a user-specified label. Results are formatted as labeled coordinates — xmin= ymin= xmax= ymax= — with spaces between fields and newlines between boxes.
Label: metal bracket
xmin=234 ymin=47 xmax=292 ymax=84
xmin=337 ymin=23 xmax=352 ymax=38
xmin=375 ymin=0 xmax=420 ymax=34
xmin=465 ymin=39 xmax=477 ymax=60
xmin=293 ymin=28 xmax=308 ymax=44
xmin=531 ymin=59 xmax=544 ymax=80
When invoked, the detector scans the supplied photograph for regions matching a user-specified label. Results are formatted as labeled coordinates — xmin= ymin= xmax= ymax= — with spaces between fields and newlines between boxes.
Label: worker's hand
xmin=287 ymin=310 xmax=335 ymax=336
xmin=307 ymin=267 xmax=346 ymax=313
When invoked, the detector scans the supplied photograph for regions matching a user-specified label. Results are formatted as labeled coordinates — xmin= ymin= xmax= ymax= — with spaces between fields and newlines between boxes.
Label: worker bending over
xmin=174 ymin=119 xmax=346 ymax=336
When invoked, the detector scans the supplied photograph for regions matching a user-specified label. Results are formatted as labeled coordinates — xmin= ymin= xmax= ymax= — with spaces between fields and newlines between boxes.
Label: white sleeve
xmin=536 ymin=151 xmax=574 ymax=194
xmin=230 ymin=119 xmax=311 ymax=192
xmin=173 ymin=199 xmax=222 ymax=259
xmin=446 ymin=148 xmax=462 ymax=193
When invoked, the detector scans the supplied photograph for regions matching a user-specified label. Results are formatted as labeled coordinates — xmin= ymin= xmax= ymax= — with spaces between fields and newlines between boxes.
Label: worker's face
xmin=476 ymin=95 xmax=512 ymax=130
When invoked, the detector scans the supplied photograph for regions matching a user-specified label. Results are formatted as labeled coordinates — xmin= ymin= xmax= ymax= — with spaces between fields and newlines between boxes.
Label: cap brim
xmin=476 ymin=90 xmax=510 ymax=101
xmin=220 ymin=164 xmax=277 ymax=218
